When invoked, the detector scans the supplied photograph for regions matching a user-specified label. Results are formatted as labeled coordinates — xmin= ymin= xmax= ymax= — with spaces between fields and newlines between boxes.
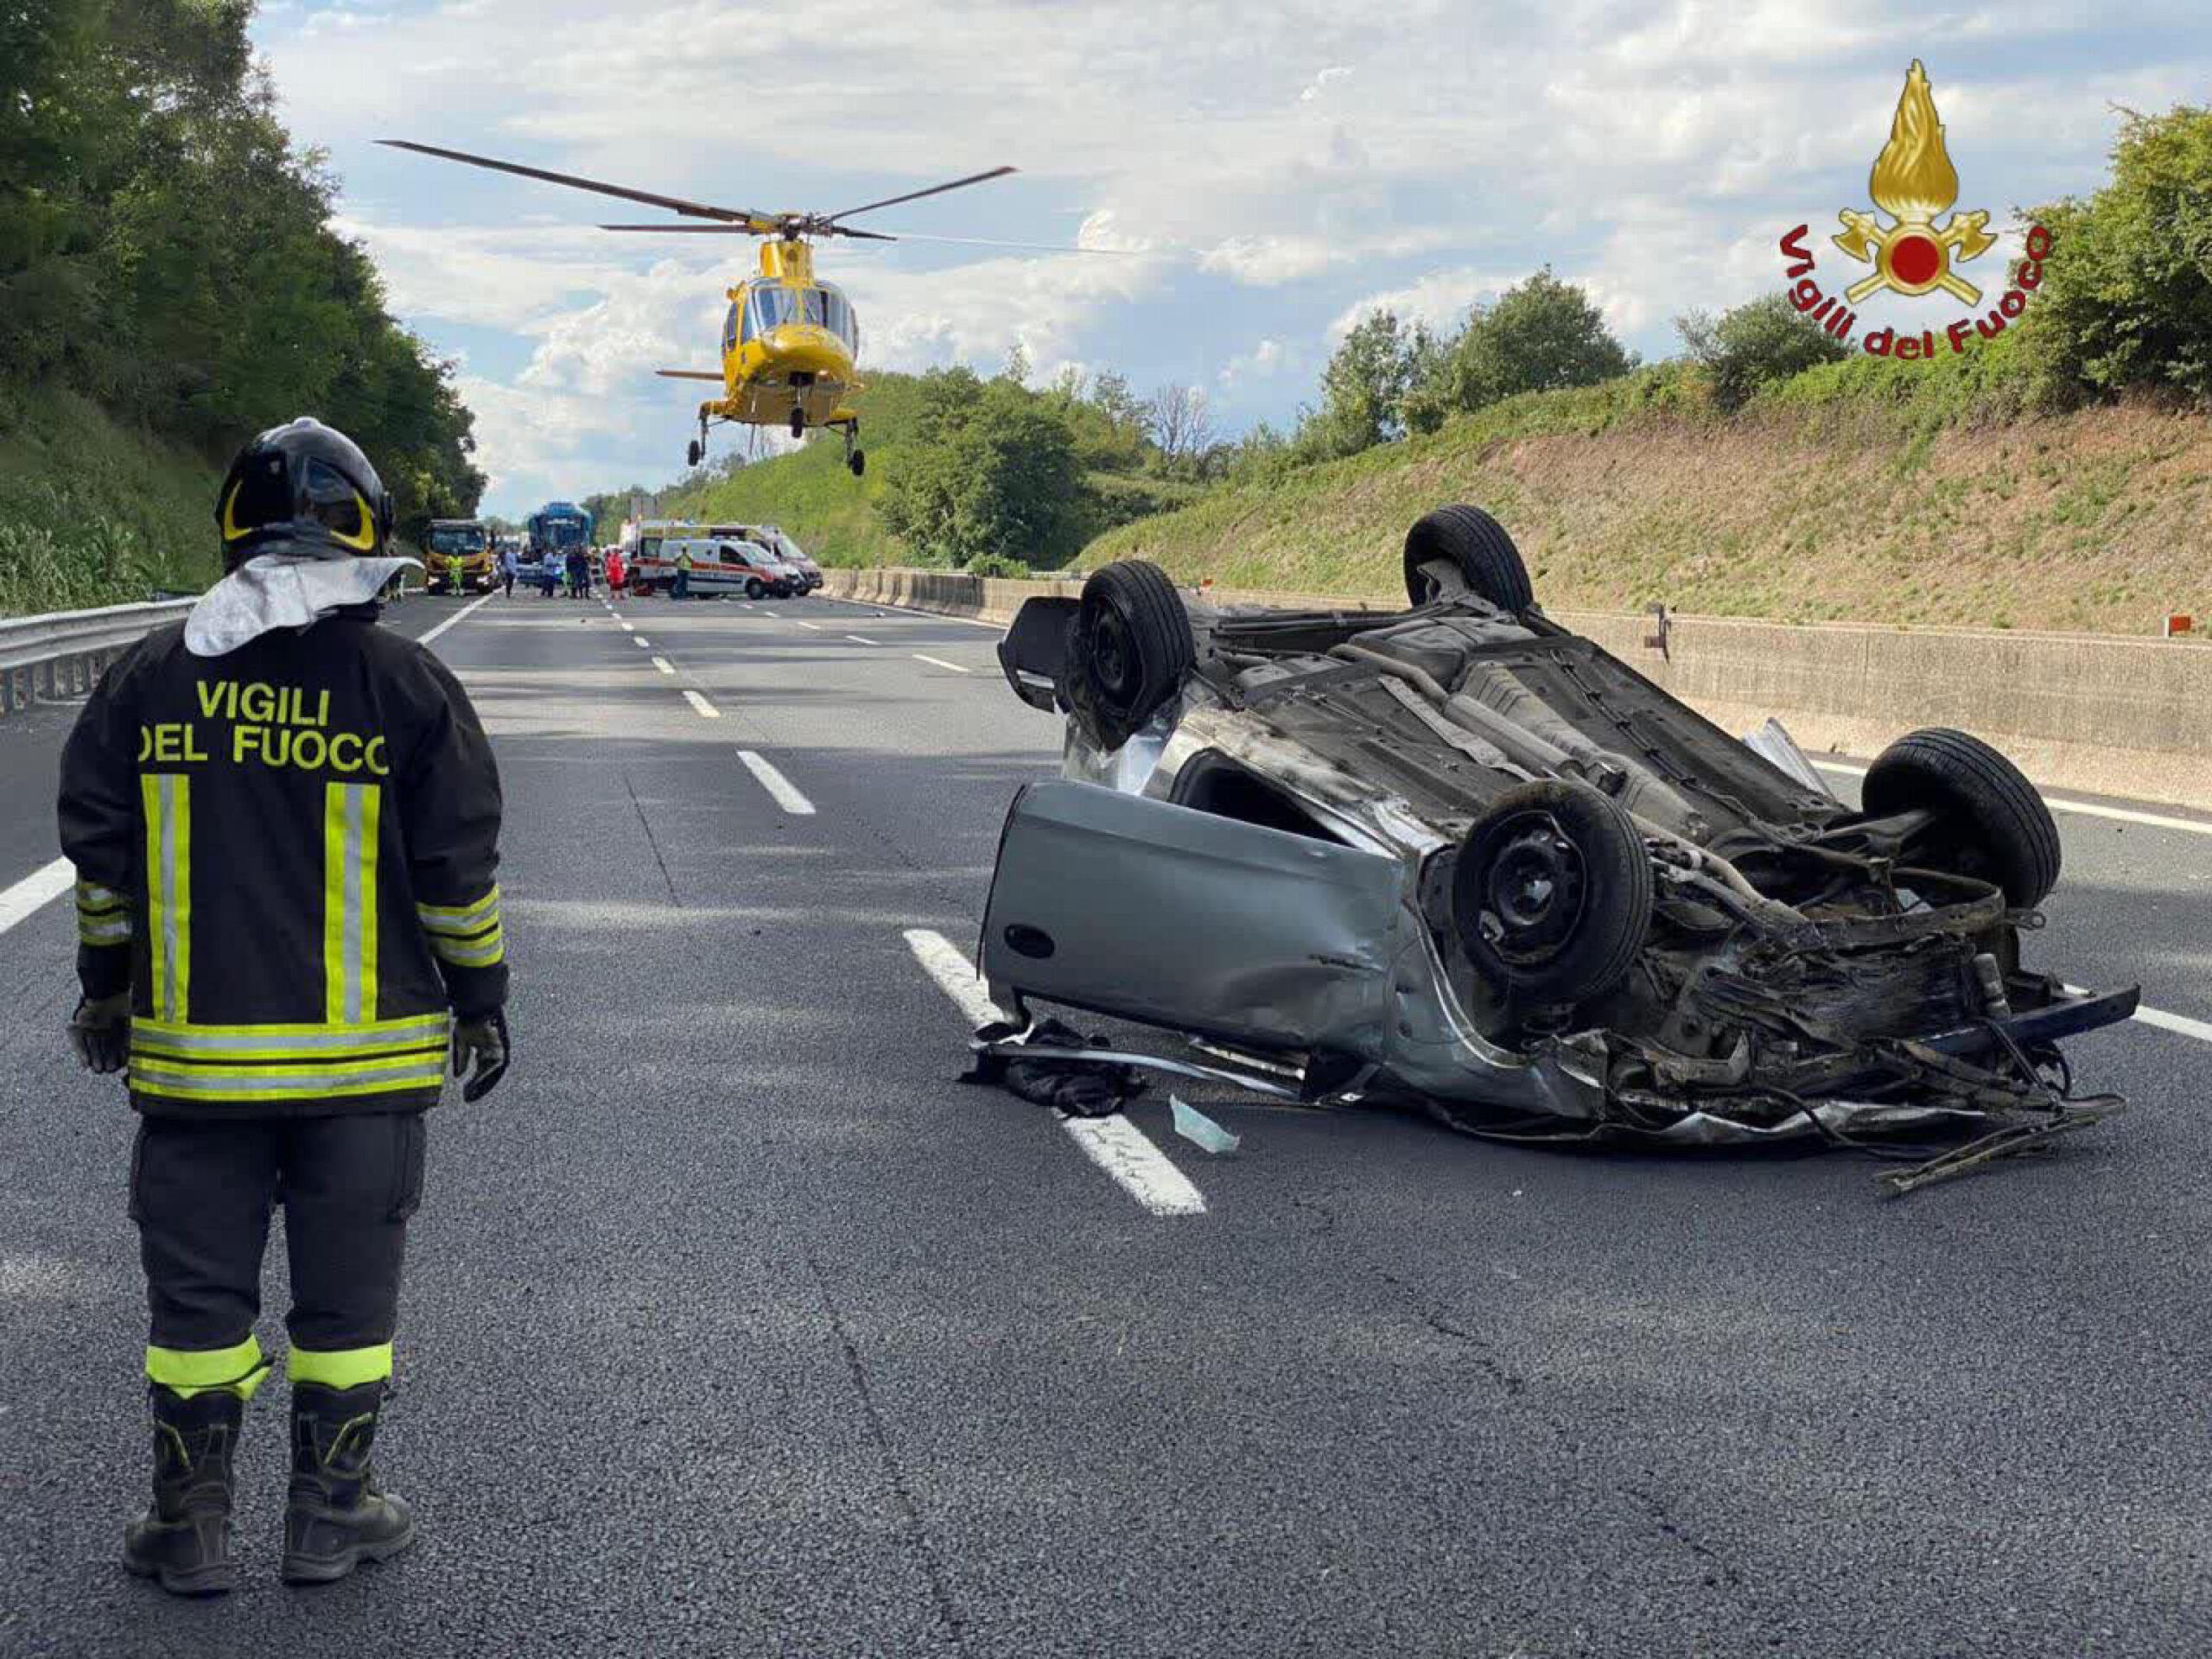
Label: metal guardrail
xmin=0 ymin=599 xmax=195 ymax=716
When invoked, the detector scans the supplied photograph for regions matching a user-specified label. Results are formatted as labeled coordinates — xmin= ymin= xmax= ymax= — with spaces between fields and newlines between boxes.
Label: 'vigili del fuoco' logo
xmin=1778 ymin=60 xmax=2050 ymax=359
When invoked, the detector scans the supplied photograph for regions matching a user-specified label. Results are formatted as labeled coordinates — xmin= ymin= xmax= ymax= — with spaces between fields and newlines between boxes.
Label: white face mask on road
xmin=184 ymin=552 xmax=422 ymax=658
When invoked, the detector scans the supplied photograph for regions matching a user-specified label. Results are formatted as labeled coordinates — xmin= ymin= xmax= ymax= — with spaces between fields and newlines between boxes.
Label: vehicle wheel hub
xmin=1474 ymin=816 xmax=1585 ymax=964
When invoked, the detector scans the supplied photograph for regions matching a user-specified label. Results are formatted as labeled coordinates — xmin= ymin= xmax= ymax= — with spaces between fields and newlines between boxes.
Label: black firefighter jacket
xmin=57 ymin=608 xmax=507 ymax=1117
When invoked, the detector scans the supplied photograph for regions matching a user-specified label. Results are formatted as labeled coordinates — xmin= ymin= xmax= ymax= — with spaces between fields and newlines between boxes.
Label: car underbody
xmin=976 ymin=508 xmax=2138 ymax=1193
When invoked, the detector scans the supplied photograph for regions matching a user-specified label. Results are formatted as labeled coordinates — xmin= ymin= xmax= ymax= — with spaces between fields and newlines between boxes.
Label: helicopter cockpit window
xmin=725 ymin=302 xmax=744 ymax=351
xmin=818 ymin=288 xmax=857 ymax=347
xmin=751 ymin=286 xmax=797 ymax=334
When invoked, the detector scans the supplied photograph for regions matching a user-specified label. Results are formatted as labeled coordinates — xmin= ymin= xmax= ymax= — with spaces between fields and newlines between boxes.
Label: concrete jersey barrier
xmin=823 ymin=567 xmax=2212 ymax=812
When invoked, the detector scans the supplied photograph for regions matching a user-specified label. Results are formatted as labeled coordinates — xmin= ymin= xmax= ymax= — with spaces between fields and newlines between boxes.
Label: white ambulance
xmin=624 ymin=521 xmax=795 ymax=600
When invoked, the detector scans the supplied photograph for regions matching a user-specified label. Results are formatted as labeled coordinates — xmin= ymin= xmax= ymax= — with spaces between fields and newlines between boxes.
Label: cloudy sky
xmin=254 ymin=0 xmax=2208 ymax=516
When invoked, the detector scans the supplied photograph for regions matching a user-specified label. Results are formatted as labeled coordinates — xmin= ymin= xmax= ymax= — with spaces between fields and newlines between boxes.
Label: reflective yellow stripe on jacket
xmin=73 ymin=879 xmax=132 ymax=946
xmin=128 ymin=1014 xmax=450 ymax=1103
xmin=416 ymin=885 xmax=504 ymax=968
xmin=142 ymin=774 xmax=191 ymax=1020
xmin=323 ymin=782 xmax=382 ymax=1024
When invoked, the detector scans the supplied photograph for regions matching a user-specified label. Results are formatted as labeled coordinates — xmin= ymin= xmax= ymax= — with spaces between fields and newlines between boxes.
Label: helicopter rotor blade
xmin=823 ymin=166 xmax=1017 ymax=225
xmin=865 ymin=230 xmax=1145 ymax=255
xmin=379 ymin=140 xmax=771 ymax=226
xmin=602 ymin=221 xmax=902 ymax=243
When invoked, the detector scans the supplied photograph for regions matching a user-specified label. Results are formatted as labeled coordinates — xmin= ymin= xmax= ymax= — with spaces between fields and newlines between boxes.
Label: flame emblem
xmin=1834 ymin=60 xmax=1995 ymax=305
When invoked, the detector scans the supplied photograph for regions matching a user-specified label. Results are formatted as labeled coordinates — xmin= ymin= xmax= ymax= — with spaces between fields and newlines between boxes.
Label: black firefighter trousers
xmin=130 ymin=1113 xmax=426 ymax=1389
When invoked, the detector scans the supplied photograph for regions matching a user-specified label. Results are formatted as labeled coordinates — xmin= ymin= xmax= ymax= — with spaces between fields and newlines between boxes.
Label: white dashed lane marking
xmin=683 ymin=690 xmax=721 ymax=719
xmin=913 ymin=655 xmax=972 ymax=674
xmin=845 ymin=634 xmax=880 ymax=645
xmin=652 ymin=656 xmax=676 ymax=676
xmin=737 ymin=751 xmax=816 ymax=816
xmin=902 ymin=929 xmax=1207 ymax=1218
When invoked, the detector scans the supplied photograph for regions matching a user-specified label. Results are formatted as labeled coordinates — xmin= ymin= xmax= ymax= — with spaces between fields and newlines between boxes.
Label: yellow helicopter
xmin=381 ymin=141 xmax=1024 ymax=475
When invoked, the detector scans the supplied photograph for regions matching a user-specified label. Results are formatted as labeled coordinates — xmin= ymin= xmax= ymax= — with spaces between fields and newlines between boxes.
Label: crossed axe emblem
xmin=1834 ymin=207 xmax=1998 ymax=305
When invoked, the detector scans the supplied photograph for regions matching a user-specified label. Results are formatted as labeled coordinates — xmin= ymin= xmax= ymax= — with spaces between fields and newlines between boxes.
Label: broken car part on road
xmin=975 ymin=505 xmax=2139 ymax=1193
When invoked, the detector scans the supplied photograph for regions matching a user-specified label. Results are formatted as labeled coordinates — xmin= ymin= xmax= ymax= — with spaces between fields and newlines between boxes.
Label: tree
xmin=1675 ymin=294 xmax=1849 ymax=411
xmin=998 ymin=341 xmax=1032 ymax=385
xmin=1146 ymin=383 xmax=1216 ymax=474
xmin=1423 ymin=269 xmax=1636 ymax=419
xmin=879 ymin=374 xmax=1090 ymax=568
xmin=1300 ymin=309 xmax=1417 ymax=458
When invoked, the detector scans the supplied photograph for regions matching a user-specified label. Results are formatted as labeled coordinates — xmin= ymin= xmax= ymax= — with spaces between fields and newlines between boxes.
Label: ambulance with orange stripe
xmin=622 ymin=519 xmax=798 ymax=600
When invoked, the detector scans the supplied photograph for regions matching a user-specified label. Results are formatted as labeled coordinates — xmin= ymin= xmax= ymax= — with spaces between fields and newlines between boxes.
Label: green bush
xmin=2019 ymin=106 xmax=2212 ymax=404
xmin=1676 ymin=296 xmax=1850 ymax=411
xmin=1404 ymin=269 xmax=1637 ymax=434
xmin=964 ymin=553 xmax=1032 ymax=580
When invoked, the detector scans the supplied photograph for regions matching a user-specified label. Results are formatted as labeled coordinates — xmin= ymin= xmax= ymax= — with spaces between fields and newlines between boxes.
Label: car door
xmin=980 ymin=779 xmax=1408 ymax=1056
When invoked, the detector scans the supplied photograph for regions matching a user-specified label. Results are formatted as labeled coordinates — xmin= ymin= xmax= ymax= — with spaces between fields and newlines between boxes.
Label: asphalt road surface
xmin=1 ymin=586 xmax=2207 ymax=1658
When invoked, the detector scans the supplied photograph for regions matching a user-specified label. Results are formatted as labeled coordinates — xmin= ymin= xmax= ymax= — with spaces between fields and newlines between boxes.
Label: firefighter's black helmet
xmin=215 ymin=418 xmax=394 ymax=569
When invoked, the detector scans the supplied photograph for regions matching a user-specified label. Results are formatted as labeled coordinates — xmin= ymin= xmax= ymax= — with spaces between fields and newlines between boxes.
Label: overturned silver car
xmin=979 ymin=505 xmax=2138 ymax=1191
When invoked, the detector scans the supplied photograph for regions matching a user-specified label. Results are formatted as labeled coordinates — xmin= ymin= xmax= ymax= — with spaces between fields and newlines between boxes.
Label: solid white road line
xmin=737 ymin=750 xmax=816 ymax=815
xmin=901 ymin=927 xmax=1207 ymax=1218
xmin=845 ymin=634 xmax=880 ymax=645
xmin=1812 ymin=759 xmax=2212 ymax=837
xmin=2062 ymin=985 xmax=2212 ymax=1048
xmin=0 ymin=857 xmax=73 ymax=938
xmin=416 ymin=592 xmax=494 ymax=649
xmin=2136 ymin=1004 xmax=2212 ymax=1046
xmin=683 ymin=690 xmax=721 ymax=719
xmin=913 ymin=654 xmax=972 ymax=674
xmin=652 ymin=656 xmax=676 ymax=675
xmin=825 ymin=596 xmax=1004 ymax=632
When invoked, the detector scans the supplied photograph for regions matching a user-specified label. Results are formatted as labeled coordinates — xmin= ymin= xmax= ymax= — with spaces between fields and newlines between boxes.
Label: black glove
xmin=451 ymin=1007 xmax=511 ymax=1103
xmin=68 ymin=994 xmax=132 ymax=1074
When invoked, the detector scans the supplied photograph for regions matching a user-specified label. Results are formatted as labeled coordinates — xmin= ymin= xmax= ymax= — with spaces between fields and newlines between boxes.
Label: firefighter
xmin=673 ymin=543 xmax=693 ymax=601
xmin=58 ymin=417 xmax=512 ymax=1595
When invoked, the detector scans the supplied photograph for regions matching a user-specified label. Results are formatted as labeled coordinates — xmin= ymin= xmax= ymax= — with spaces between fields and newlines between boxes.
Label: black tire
xmin=745 ymin=579 xmax=766 ymax=601
xmin=1452 ymin=780 xmax=1653 ymax=1003
xmin=850 ymin=448 xmax=867 ymax=477
xmin=1402 ymin=505 xmax=1535 ymax=612
xmin=1862 ymin=728 xmax=2061 ymax=908
xmin=1070 ymin=560 xmax=1195 ymax=751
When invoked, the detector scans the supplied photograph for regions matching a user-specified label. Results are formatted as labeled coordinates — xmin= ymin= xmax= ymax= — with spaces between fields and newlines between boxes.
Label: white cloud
xmin=248 ymin=0 xmax=2206 ymax=511
xmin=1219 ymin=338 xmax=1287 ymax=388
xmin=1300 ymin=67 xmax=1352 ymax=103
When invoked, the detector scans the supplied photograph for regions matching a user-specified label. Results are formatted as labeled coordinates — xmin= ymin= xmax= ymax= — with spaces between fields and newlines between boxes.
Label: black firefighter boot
xmin=280 ymin=1382 xmax=417 ymax=1585
xmin=122 ymin=1385 xmax=244 ymax=1596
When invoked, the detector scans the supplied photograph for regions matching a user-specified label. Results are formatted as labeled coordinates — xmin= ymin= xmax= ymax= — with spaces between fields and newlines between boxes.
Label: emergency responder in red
xmin=57 ymin=417 xmax=512 ymax=1596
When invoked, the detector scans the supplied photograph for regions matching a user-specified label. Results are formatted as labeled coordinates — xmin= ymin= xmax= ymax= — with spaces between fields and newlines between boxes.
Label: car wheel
xmin=746 ymin=580 xmax=766 ymax=600
xmin=1452 ymin=780 xmax=1652 ymax=1004
xmin=1862 ymin=728 xmax=2061 ymax=908
xmin=1070 ymin=560 xmax=1195 ymax=751
xmin=1402 ymin=505 xmax=1535 ymax=612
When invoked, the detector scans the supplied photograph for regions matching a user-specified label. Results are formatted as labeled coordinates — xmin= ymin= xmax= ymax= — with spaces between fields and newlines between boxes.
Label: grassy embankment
xmin=0 ymin=387 xmax=223 ymax=616
xmin=1085 ymin=346 xmax=2212 ymax=635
